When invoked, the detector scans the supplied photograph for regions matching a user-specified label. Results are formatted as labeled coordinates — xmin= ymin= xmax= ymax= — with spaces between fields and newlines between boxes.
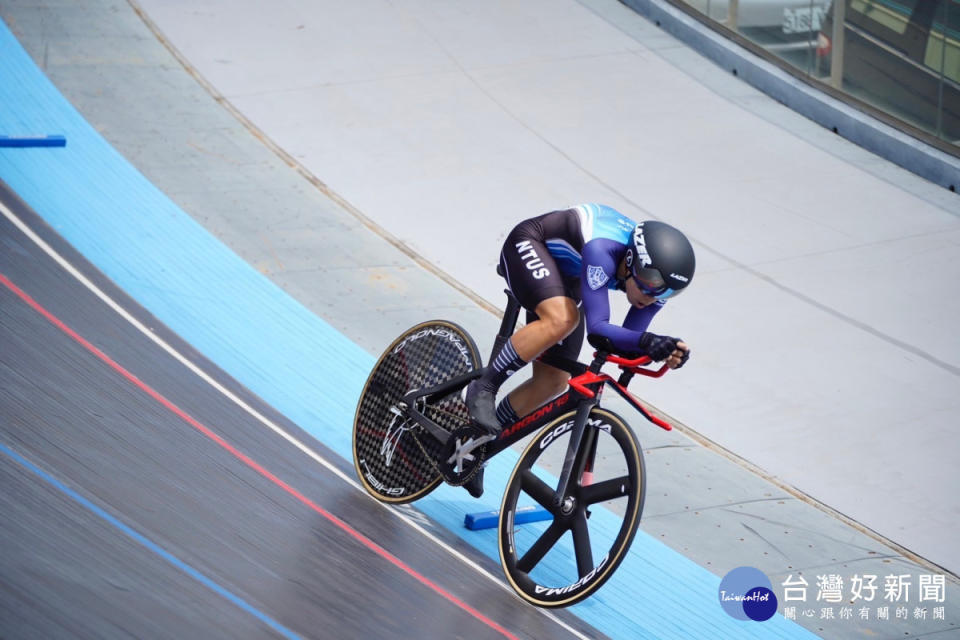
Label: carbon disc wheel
xmin=352 ymin=320 xmax=480 ymax=503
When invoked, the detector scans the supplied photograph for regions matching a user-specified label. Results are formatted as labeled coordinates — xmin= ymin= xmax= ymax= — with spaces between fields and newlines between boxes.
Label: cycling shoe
xmin=463 ymin=466 xmax=485 ymax=498
xmin=465 ymin=381 xmax=500 ymax=437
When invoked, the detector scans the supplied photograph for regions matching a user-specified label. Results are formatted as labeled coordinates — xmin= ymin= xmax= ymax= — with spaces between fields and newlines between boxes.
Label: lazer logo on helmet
xmin=632 ymin=223 xmax=652 ymax=268
xmin=670 ymin=273 xmax=689 ymax=282
xmin=515 ymin=240 xmax=550 ymax=279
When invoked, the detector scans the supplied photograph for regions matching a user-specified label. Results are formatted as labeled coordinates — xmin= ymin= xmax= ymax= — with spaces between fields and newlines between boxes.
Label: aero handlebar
xmin=567 ymin=352 xmax=673 ymax=431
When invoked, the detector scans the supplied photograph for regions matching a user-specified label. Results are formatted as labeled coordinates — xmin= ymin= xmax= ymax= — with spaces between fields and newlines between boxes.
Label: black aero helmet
xmin=625 ymin=221 xmax=696 ymax=300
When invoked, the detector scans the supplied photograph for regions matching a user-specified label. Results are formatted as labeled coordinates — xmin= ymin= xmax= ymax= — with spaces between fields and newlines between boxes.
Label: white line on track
xmin=0 ymin=201 xmax=593 ymax=640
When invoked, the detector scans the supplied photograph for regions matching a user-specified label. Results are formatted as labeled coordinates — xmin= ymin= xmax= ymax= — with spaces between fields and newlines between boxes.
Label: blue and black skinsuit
xmin=498 ymin=203 xmax=665 ymax=360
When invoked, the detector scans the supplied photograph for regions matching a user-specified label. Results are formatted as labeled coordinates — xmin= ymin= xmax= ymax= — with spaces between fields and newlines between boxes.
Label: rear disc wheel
xmin=352 ymin=320 xmax=480 ymax=503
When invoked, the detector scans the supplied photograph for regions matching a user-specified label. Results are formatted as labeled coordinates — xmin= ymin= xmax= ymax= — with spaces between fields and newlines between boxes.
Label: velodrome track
xmin=1 ymin=1 xmax=958 ymax=638
xmin=129 ymin=0 xmax=960 ymax=577
xmin=0 ymin=185 xmax=596 ymax=639
xmin=0 ymin=14 xmax=813 ymax=640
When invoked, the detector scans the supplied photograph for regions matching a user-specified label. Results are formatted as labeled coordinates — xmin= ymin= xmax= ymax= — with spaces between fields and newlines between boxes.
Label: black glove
xmin=637 ymin=332 xmax=680 ymax=362
xmin=675 ymin=348 xmax=690 ymax=369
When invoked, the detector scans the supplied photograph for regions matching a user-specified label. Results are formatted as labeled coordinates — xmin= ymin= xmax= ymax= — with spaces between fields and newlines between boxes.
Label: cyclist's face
xmin=625 ymin=276 xmax=657 ymax=308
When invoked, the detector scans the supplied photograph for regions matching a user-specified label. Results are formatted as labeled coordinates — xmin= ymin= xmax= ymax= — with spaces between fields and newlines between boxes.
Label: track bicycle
xmin=352 ymin=287 xmax=674 ymax=607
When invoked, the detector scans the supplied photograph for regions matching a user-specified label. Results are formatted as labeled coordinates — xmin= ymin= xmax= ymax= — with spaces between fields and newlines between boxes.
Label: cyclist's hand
xmin=666 ymin=341 xmax=690 ymax=370
xmin=637 ymin=332 xmax=679 ymax=361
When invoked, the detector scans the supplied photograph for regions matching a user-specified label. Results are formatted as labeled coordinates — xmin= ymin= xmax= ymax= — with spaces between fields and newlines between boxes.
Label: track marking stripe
xmin=0 ymin=441 xmax=302 ymax=640
xmin=1 ymin=198 xmax=591 ymax=640
xmin=0 ymin=269 xmax=520 ymax=640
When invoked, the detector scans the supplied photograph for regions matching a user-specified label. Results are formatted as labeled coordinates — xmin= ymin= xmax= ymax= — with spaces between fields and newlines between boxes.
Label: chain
xmin=423 ymin=402 xmax=468 ymax=425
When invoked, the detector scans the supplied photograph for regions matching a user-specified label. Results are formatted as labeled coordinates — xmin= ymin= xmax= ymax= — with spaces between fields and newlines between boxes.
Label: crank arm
xmin=445 ymin=433 xmax=496 ymax=464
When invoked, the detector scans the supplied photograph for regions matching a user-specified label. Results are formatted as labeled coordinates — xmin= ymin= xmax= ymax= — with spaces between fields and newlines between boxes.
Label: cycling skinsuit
xmin=498 ymin=203 xmax=664 ymax=360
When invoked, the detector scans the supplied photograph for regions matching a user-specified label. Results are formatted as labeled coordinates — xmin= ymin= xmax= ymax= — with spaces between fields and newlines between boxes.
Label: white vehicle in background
xmin=683 ymin=0 xmax=832 ymax=53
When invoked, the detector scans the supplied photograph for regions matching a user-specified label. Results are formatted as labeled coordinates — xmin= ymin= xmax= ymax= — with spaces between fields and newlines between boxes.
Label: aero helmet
xmin=625 ymin=221 xmax=696 ymax=300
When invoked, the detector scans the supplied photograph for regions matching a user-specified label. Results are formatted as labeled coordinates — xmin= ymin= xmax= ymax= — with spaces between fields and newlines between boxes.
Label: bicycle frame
xmin=401 ymin=288 xmax=674 ymax=503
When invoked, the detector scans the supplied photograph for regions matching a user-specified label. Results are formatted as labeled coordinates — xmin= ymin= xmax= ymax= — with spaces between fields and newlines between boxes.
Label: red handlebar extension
xmin=565 ymin=352 xmax=673 ymax=431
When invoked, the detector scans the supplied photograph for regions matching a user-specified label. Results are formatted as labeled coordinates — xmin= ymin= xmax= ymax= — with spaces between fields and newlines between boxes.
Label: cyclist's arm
xmin=623 ymin=302 xmax=663 ymax=334
xmin=580 ymin=240 xmax=663 ymax=353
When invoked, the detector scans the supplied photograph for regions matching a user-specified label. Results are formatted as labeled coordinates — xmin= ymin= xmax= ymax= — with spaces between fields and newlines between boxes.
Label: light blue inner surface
xmin=0 ymin=21 xmax=818 ymax=639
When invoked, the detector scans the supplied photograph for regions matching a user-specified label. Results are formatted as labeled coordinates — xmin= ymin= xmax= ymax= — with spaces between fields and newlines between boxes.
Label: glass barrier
xmin=670 ymin=0 xmax=960 ymax=151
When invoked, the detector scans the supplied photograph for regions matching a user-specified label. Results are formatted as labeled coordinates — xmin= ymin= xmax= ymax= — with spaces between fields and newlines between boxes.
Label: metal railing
xmin=660 ymin=0 xmax=960 ymax=154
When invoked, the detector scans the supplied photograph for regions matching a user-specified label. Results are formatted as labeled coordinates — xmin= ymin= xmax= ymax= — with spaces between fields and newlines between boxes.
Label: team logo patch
xmin=586 ymin=265 xmax=609 ymax=290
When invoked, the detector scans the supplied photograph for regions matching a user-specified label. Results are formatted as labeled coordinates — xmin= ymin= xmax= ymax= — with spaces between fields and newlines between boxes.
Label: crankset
xmin=437 ymin=425 xmax=492 ymax=485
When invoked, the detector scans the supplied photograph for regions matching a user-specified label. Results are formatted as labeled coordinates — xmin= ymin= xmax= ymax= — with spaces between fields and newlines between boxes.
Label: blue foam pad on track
xmin=0 ymin=134 xmax=66 ymax=147
xmin=464 ymin=504 xmax=551 ymax=530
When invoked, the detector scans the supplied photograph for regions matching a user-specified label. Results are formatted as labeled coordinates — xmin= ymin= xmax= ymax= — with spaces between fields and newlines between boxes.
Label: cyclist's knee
xmin=535 ymin=297 xmax=579 ymax=342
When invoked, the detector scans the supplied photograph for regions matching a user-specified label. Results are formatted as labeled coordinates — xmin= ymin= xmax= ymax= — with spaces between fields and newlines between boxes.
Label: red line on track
xmin=0 ymin=271 xmax=521 ymax=640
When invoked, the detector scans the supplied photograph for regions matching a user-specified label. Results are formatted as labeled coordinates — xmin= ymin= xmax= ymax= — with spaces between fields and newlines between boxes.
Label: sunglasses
xmin=631 ymin=267 xmax=679 ymax=300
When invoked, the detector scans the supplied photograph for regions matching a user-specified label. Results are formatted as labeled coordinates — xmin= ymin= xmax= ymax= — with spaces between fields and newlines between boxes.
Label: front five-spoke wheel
xmin=498 ymin=408 xmax=645 ymax=607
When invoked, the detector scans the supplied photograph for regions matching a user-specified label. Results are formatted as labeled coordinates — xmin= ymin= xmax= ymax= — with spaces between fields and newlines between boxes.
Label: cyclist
xmin=466 ymin=204 xmax=695 ymax=444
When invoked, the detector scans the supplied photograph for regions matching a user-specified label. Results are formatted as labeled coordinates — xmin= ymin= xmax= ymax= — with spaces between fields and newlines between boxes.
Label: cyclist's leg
xmin=468 ymin=298 xmax=578 ymax=431
xmin=499 ymin=360 xmax=569 ymax=421
xmin=510 ymin=296 xmax=579 ymax=361
xmin=502 ymin=308 xmax=584 ymax=420
xmin=465 ymin=304 xmax=581 ymax=498
xmin=467 ymin=222 xmax=574 ymax=433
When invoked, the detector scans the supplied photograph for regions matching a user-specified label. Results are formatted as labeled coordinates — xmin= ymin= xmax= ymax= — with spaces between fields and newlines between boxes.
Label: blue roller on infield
xmin=465 ymin=505 xmax=552 ymax=531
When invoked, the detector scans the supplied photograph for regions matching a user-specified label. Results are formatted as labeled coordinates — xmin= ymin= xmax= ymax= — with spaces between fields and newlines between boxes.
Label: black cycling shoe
xmin=463 ymin=466 xmax=485 ymax=498
xmin=465 ymin=380 xmax=500 ymax=437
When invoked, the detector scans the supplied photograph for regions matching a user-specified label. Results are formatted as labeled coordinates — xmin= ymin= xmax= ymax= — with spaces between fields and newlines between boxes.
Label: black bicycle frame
xmin=401 ymin=287 xmax=671 ymax=505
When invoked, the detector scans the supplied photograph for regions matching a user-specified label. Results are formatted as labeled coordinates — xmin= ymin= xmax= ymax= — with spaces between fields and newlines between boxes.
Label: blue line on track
xmin=0 ymin=441 xmax=302 ymax=640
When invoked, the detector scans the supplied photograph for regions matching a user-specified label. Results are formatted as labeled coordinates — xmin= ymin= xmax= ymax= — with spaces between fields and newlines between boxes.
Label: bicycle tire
xmin=353 ymin=320 xmax=481 ymax=503
xmin=498 ymin=407 xmax=645 ymax=607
